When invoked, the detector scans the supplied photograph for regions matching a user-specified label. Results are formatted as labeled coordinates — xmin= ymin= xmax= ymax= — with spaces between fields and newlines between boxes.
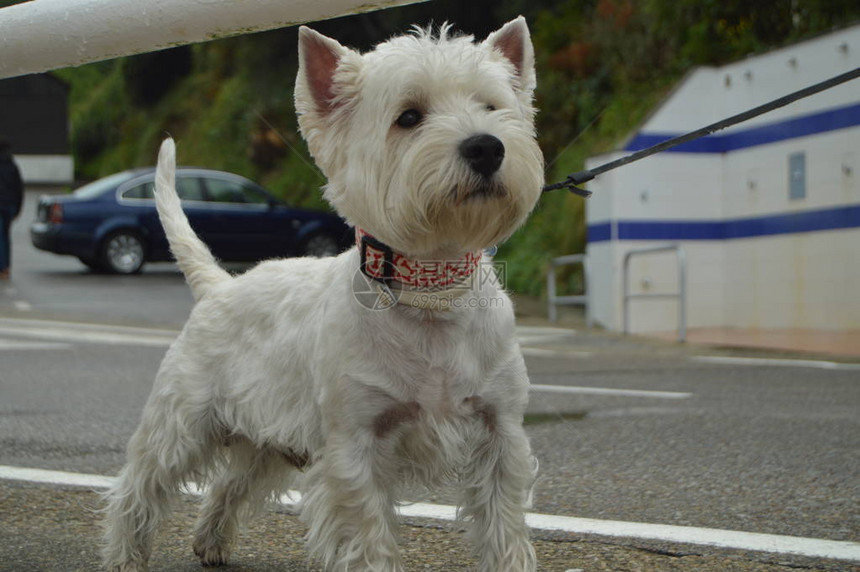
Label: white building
xmin=586 ymin=24 xmax=860 ymax=335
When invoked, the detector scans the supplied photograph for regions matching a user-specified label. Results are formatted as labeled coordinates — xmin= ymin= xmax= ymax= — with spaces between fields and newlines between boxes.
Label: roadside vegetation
xmin=6 ymin=0 xmax=858 ymax=295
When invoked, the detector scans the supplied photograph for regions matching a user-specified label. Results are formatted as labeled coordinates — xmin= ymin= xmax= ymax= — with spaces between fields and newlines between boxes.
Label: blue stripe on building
xmin=624 ymin=102 xmax=860 ymax=154
xmin=588 ymin=204 xmax=860 ymax=243
xmin=587 ymin=222 xmax=613 ymax=242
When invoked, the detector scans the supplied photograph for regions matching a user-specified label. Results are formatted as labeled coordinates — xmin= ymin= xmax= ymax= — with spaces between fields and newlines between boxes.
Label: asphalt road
xmin=1 ymin=190 xmax=859 ymax=571
xmin=1 ymin=189 xmax=195 ymax=328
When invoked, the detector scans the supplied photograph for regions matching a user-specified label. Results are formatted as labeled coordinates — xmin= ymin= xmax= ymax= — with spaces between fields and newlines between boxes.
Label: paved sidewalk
xmin=651 ymin=327 xmax=860 ymax=358
xmin=515 ymin=295 xmax=860 ymax=359
xmin=1 ymin=480 xmax=851 ymax=572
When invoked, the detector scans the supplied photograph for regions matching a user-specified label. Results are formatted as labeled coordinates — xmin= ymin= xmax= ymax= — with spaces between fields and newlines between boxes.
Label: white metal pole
xmin=547 ymin=263 xmax=557 ymax=322
xmin=0 ymin=0 xmax=423 ymax=80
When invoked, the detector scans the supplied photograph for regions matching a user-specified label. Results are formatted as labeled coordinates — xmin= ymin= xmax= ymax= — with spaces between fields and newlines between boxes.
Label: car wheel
xmin=302 ymin=232 xmax=340 ymax=257
xmin=101 ymin=231 xmax=146 ymax=274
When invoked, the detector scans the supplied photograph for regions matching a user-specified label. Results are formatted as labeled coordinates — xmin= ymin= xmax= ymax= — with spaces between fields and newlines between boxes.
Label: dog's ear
xmin=297 ymin=26 xmax=352 ymax=113
xmin=483 ymin=16 xmax=536 ymax=95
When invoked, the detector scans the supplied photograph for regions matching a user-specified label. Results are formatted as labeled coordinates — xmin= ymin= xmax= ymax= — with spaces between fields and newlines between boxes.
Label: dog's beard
xmin=412 ymin=172 xmax=532 ymax=255
xmin=435 ymin=195 xmax=523 ymax=253
xmin=452 ymin=179 xmax=508 ymax=204
xmin=416 ymin=145 xmax=543 ymax=254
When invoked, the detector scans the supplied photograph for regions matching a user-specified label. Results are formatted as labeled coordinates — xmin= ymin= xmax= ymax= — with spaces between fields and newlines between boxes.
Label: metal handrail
xmin=547 ymin=254 xmax=591 ymax=325
xmin=622 ymin=245 xmax=687 ymax=342
xmin=0 ymin=0 xmax=416 ymax=80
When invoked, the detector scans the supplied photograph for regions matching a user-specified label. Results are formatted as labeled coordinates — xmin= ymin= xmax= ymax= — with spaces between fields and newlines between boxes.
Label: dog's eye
xmin=486 ymin=104 xmax=497 ymax=112
xmin=395 ymin=109 xmax=423 ymax=129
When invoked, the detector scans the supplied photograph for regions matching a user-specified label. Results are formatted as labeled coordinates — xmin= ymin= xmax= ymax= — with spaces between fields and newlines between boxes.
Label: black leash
xmin=543 ymin=66 xmax=860 ymax=198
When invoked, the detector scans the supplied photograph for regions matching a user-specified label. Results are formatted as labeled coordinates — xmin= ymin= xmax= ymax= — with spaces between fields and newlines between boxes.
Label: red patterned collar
xmin=356 ymin=228 xmax=482 ymax=290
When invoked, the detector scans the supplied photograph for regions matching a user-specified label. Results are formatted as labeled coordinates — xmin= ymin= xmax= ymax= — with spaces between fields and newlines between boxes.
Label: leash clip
xmin=542 ymin=170 xmax=593 ymax=198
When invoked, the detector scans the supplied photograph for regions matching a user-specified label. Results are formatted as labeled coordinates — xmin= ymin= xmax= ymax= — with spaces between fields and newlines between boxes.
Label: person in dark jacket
xmin=0 ymin=138 xmax=24 ymax=280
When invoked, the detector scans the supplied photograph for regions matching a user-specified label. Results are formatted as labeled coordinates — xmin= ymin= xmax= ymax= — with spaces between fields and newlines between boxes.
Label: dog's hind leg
xmin=192 ymin=437 xmax=295 ymax=566
xmin=102 ymin=396 xmax=218 ymax=572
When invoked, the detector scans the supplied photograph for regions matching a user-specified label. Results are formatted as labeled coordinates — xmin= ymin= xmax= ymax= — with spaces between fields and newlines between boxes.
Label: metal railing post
xmin=677 ymin=247 xmax=687 ymax=343
xmin=546 ymin=254 xmax=589 ymax=324
xmin=623 ymin=252 xmax=631 ymax=335
xmin=583 ymin=256 xmax=592 ymax=328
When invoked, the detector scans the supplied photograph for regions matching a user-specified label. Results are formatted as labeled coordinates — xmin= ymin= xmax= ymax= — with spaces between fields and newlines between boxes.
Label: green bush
xmin=122 ymin=47 xmax=192 ymax=107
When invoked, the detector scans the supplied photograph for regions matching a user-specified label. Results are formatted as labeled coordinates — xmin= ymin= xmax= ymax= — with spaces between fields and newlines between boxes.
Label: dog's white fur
xmin=102 ymin=18 xmax=543 ymax=572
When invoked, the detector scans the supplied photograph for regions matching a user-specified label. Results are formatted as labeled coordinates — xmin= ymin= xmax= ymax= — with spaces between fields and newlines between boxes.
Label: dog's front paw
xmin=193 ymin=539 xmax=230 ymax=567
xmin=106 ymin=564 xmax=148 ymax=572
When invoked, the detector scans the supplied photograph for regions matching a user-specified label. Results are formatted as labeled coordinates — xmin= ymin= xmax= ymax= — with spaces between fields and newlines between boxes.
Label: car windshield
xmin=73 ymin=171 xmax=138 ymax=200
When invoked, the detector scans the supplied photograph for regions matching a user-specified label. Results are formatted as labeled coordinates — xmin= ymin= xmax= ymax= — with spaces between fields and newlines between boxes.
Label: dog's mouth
xmin=452 ymin=182 xmax=507 ymax=205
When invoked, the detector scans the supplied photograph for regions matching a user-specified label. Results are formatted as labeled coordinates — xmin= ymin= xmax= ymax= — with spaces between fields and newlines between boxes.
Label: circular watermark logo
xmin=351 ymin=261 xmax=402 ymax=311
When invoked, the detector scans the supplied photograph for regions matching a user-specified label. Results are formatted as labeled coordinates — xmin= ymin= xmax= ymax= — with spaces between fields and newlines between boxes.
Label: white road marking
xmin=529 ymin=384 xmax=692 ymax=399
xmin=517 ymin=326 xmax=578 ymax=347
xmin=0 ymin=465 xmax=114 ymax=489
xmin=522 ymin=512 xmax=860 ymax=562
xmin=13 ymin=300 xmax=32 ymax=312
xmin=0 ymin=319 xmax=582 ymax=352
xmin=521 ymin=348 xmax=592 ymax=358
xmin=0 ymin=318 xmax=178 ymax=347
xmin=0 ymin=320 xmax=586 ymax=353
xmin=518 ymin=334 xmax=577 ymax=345
xmin=0 ymin=339 xmax=72 ymax=351
xmin=1 ymin=464 xmax=858 ymax=562
xmin=692 ymin=355 xmax=860 ymax=371
xmin=516 ymin=326 xmax=578 ymax=336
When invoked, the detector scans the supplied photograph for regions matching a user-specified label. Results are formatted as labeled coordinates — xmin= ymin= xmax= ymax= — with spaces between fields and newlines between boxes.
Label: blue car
xmin=31 ymin=167 xmax=352 ymax=274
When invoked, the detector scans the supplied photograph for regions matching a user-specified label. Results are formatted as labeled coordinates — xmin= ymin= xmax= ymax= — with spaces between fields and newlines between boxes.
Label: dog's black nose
xmin=459 ymin=134 xmax=505 ymax=179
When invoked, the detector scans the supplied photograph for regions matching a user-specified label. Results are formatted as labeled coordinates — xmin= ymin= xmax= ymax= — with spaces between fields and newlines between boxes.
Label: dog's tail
xmin=154 ymin=137 xmax=230 ymax=301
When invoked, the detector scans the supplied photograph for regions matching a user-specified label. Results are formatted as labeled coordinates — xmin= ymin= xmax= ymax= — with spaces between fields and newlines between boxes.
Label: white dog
xmin=102 ymin=17 xmax=544 ymax=572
